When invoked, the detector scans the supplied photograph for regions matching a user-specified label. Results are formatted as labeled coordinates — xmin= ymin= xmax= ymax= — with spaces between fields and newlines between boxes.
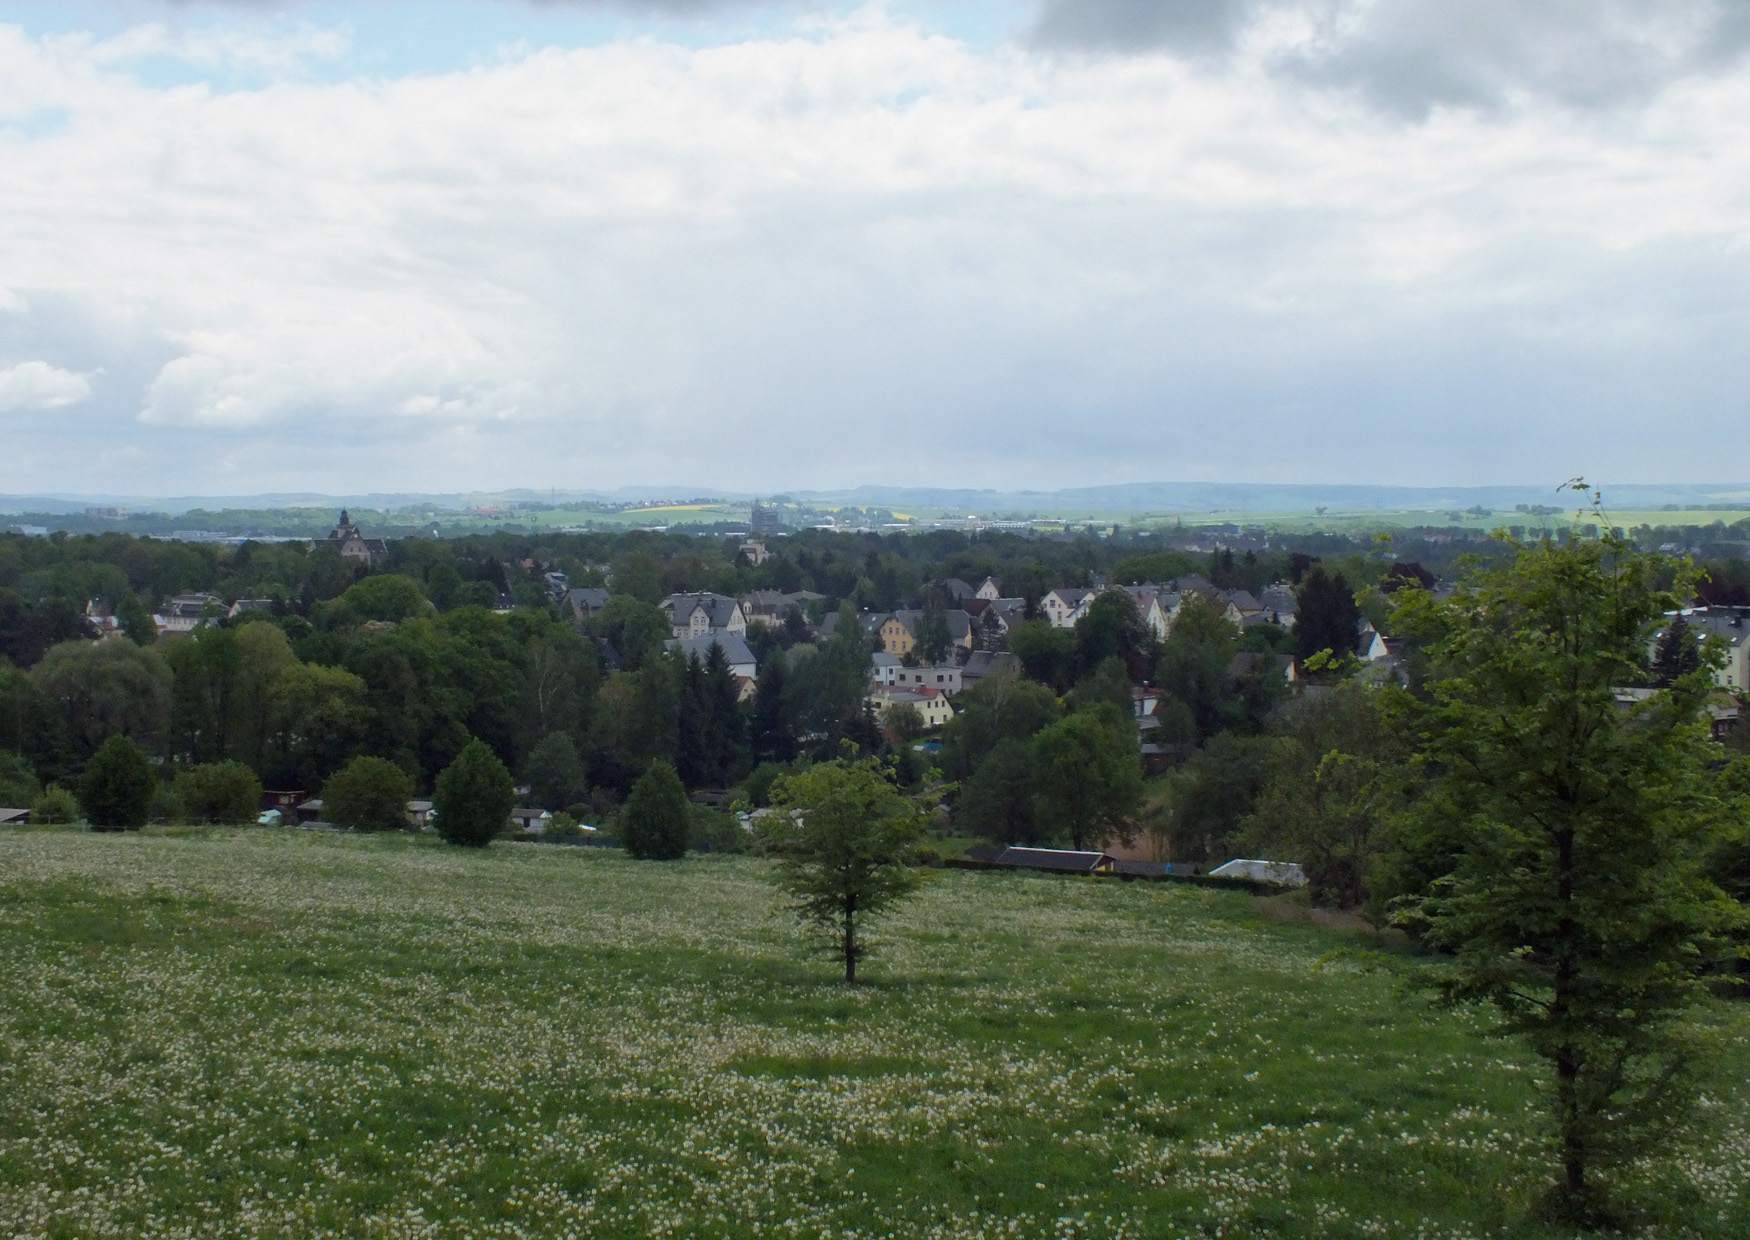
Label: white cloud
xmin=0 ymin=11 xmax=1745 ymax=492
xmin=0 ymin=360 xmax=93 ymax=412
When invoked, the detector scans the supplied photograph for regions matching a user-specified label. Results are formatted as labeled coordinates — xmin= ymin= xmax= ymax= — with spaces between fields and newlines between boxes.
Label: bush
xmin=31 ymin=785 xmax=81 ymax=825
xmin=621 ymin=759 xmax=689 ymax=860
xmin=176 ymin=761 xmax=264 ymax=824
xmin=0 ymin=749 xmax=42 ymax=808
xmin=688 ymin=804 xmax=747 ymax=854
xmin=148 ymin=782 xmax=186 ymax=825
xmin=433 ymin=738 xmax=514 ymax=848
xmin=546 ymin=812 xmax=583 ymax=841
xmin=324 ymin=756 xmax=415 ymax=832
xmin=79 ymin=735 xmax=154 ymax=831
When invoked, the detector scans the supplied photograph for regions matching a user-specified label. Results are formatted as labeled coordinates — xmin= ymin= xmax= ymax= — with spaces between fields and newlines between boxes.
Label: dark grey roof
xmin=664 ymin=592 xmax=742 ymax=629
xmin=565 ymin=587 xmax=610 ymax=614
xmin=667 ymin=631 xmax=757 ymax=668
xmin=962 ymin=650 xmax=1021 ymax=680
xmin=996 ymin=847 xmax=1117 ymax=872
xmin=892 ymin=609 xmax=973 ymax=640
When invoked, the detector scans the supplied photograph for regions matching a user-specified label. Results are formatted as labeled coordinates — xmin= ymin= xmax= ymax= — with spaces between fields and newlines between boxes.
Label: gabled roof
xmin=890 ymin=609 xmax=973 ymax=640
xmin=664 ymin=592 xmax=743 ymax=629
xmin=668 ymin=631 xmax=757 ymax=668
xmin=962 ymin=650 xmax=1021 ymax=679
xmin=996 ymin=846 xmax=1117 ymax=872
xmin=565 ymin=587 xmax=610 ymax=613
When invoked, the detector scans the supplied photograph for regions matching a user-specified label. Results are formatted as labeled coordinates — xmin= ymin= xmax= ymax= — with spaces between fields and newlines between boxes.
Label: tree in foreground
xmin=79 ymin=735 xmax=154 ymax=831
xmin=432 ymin=738 xmax=513 ymax=848
xmin=1390 ymin=520 xmax=1742 ymax=1224
xmin=176 ymin=760 xmax=264 ymax=824
xmin=766 ymin=756 xmax=923 ymax=983
xmin=621 ymin=759 xmax=690 ymax=860
xmin=324 ymin=756 xmax=415 ymax=832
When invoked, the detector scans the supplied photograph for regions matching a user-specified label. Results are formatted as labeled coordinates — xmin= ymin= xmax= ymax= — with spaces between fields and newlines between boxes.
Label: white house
xmin=975 ymin=576 xmax=1003 ymax=601
xmin=892 ymin=663 xmax=963 ymax=695
xmin=870 ymin=650 xmax=903 ymax=687
xmin=662 ymin=593 xmax=747 ymax=640
xmin=1041 ymin=587 xmax=1094 ymax=629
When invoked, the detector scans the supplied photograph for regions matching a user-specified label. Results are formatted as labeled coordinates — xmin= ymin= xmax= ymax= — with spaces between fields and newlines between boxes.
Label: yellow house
xmin=878 ymin=615 xmax=915 ymax=657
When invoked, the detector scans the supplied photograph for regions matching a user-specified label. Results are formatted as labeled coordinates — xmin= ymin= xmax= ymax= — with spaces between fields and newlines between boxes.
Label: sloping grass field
xmin=1 ymin=828 xmax=1746 ymax=1238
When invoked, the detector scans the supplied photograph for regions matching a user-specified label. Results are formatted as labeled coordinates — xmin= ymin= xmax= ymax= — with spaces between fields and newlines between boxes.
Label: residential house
xmin=1356 ymin=624 xmax=1389 ymax=662
xmin=738 ymin=539 xmax=771 ymax=566
xmin=892 ymin=663 xmax=962 ymax=695
xmin=939 ymin=578 xmax=978 ymax=606
xmin=1659 ymin=609 xmax=1750 ymax=694
xmin=666 ymin=631 xmax=758 ymax=679
xmin=867 ymin=685 xmax=955 ymax=730
xmin=961 ymin=650 xmax=1021 ymax=687
xmin=156 ymin=592 xmax=224 ymax=635
xmin=741 ymin=589 xmax=823 ymax=630
xmin=84 ymin=598 xmax=123 ymax=639
xmin=878 ymin=610 xmax=975 ymax=659
xmin=870 ymin=651 xmax=904 ymax=687
xmin=1040 ymin=587 xmax=1094 ymax=629
xmin=1227 ymin=651 xmax=1297 ymax=684
xmin=662 ymin=592 xmax=747 ymax=640
xmin=563 ymin=587 xmax=611 ymax=624
xmin=1257 ymin=585 xmax=1298 ymax=629
xmin=975 ymin=575 xmax=1004 ymax=601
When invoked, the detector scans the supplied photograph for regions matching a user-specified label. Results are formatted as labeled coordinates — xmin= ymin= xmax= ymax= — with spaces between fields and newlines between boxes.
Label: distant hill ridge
xmin=4 ymin=481 xmax=1748 ymax=518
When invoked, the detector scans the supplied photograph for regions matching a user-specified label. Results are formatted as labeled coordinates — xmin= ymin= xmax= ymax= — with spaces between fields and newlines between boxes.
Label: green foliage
xmin=433 ymin=739 xmax=514 ymax=848
xmin=1006 ymin=619 xmax=1074 ymax=691
xmin=32 ymin=639 xmax=173 ymax=760
xmin=767 ymin=757 xmax=924 ymax=982
xmin=1072 ymin=591 xmax=1153 ymax=679
xmin=882 ymin=701 xmax=926 ymax=744
xmin=621 ymin=759 xmax=690 ymax=860
xmin=587 ymin=596 xmax=670 ymax=670
xmin=324 ymin=756 xmax=416 ymax=832
xmin=117 ymin=593 xmax=157 ymax=646
xmin=79 ymin=735 xmax=154 ymax=831
xmin=1388 ymin=527 xmax=1744 ymax=1217
xmin=688 ymin=804 xmax=748 ymax=854
xmin=1156 ymin=733 xmax=1278 ymax=864
xmin=1294 ymin=566 xmax=1361 ymax=664
xmin=1240 ymin=683 xmax=1410 ymax=909
xmin=0 ymin=748 xmax=42 ymax=808
xmin=30 ymin=784 xmax=80 ymax=825
xmin=523 ymin=733 xmax=586 ymax=811
xmin=937 ymin=671 xmax=1059 ymax=781
xmin=147 ymin=781 xmax=185 ymax=825
xmin=1067 ymin=654 xmax=1132 ymax=719
xmin=1154 ymin=594 xmax=1238 ymax=741
xmin=1029 ymin=707 xmax=1143 ymax=851
xmin=175 ymin=760 xmax=264 ymax=825
xmin=328 ymin=575 xmax=432 ymax=625
xmin=954 ymin=737 xmax=1041 ymax=845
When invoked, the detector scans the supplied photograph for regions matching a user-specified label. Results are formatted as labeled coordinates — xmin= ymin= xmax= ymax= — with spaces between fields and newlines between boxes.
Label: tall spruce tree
xmin=621 ymin=758 xmax=689 ymax=860
xmin=1294 ymin=566 xmax=1362 ymax=664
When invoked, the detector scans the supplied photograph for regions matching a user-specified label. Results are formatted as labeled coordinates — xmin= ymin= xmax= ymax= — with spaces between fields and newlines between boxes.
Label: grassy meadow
xmin=1 ymin=827 xmax=1747 ymax=1238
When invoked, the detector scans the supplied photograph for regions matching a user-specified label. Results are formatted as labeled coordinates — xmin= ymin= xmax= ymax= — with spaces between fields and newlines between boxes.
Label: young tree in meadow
xmin=766 ymin=757 xmax=924 ymax=984
xmin=80 ymin=734 xmax=154 ymax=831
xmin=1029 ymin=707 xmax=1142 ymax=851
xmin=433 ymin=738 xmax=514 ymax=848
xmin=621 ymin=758 xmax=690 ymax=860
xmin=324 ymin=756 xmax=416 ymax=832
xmin=175 ymin=760 xmax=265 ymax=824
xmin=1388 ymin=523 xmax=1742 ymax=1223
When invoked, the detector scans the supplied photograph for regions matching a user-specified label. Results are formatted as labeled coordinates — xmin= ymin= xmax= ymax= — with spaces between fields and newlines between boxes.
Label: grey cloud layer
xmin=1032 ymin=0 xmax=1750 ymax=117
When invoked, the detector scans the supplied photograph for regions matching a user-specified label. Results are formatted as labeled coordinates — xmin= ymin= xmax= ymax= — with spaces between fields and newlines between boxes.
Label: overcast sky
xmin=2 ymin=0 xmax=1747 ymax=497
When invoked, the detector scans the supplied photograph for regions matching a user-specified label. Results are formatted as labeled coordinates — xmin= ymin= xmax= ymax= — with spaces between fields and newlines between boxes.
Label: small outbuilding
xmin=0 ymin=807 xmax=30 ymax=826
xmin=1208 ymin=858 xmax=1308 ymax=887
xmin=995 ymin=847 xmax=1118 ymax=874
